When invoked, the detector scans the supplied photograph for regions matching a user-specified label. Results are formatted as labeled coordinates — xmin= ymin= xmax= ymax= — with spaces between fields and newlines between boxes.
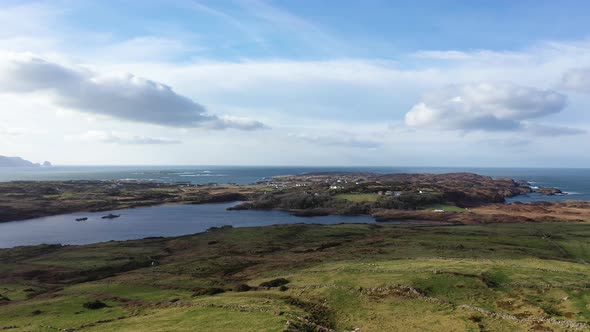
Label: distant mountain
xmin=0 ymin=156 xmax=51 ymax=167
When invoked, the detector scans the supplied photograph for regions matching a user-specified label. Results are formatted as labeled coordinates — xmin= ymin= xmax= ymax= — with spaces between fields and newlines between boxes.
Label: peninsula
xmin=0 ymin=156 xmax=51 ymax=168
xmin=0 ymin=172 xmax=587 ymax=224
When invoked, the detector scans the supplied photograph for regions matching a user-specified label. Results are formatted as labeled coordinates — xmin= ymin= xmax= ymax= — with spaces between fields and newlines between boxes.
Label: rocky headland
xmin=0 ymin=156 xmax=51 ymax=167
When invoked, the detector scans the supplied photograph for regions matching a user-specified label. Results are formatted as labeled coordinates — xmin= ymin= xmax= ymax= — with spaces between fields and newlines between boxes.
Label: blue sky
xmin=55 ymin=0 xmax=590 ymax=59
xmin=1 ymin=0 xmax=590 ymax=166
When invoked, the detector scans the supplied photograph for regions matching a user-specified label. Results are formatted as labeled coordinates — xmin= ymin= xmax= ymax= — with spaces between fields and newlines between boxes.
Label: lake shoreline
xmin=0 ymin=202 xmax=382 ymax=248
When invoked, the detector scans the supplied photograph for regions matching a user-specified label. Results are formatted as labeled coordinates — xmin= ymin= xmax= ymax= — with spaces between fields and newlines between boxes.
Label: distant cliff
xmin=0 ymin=156 xmax=51 ymax=167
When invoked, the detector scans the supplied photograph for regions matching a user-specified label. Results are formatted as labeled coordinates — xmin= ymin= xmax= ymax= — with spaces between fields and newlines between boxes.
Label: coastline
xmin=0 ymin=172 xmax=587 ymax=226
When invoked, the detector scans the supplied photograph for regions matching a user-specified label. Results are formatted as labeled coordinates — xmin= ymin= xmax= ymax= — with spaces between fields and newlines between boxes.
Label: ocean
xmin=0 ymin=165 xmax=589 ymax=202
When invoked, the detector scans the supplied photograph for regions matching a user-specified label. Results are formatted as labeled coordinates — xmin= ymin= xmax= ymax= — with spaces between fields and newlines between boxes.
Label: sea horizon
xmin=3 ymin=164 xmax=590 ymax=169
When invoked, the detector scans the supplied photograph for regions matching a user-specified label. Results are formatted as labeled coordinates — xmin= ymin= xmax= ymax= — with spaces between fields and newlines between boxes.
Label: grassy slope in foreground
xmin=1 ymin=222 xmax=590 ymax=331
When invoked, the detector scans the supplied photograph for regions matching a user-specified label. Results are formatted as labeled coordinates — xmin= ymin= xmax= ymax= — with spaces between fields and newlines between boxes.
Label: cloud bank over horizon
xmin=67 ymin=130 xmax=182 ymax=145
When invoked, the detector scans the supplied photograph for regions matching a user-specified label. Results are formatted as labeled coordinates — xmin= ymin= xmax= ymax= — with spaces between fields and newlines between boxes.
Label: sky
xmin=1 ymin=0 xmax=590 ymax=167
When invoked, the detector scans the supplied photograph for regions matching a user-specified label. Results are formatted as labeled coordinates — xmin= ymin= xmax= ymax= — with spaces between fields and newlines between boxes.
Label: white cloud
xmin=405 ymin=82 xmax=567 ymax=132
xmin=88 ymin=36 xmax=201 ymax=63
xmin=0 ymin=3 xmax=61 ymax=38
xmin=522 ymin=123 xmax=587 ymax=136
xmin=289 ymin=133 xmax=382 ymax=149
xmin=561 ymin=67 xmax=590 ymax=93
xmin=0 ymin=53 xmax=266 ymax=130
xmin=0 ymin=3 xmax=63 ymax=54
xmin=478 ymin=138 xmax=532 ymax=148
xmin=412 ymin=50 xmax=529 ymax=63
xmin=68 ymin=130 xmax=181 ymax=145
xmin=0 ymin=127 xmax=27 ymax=137
xmin=210 ymin=116 xmax=269 ymax=131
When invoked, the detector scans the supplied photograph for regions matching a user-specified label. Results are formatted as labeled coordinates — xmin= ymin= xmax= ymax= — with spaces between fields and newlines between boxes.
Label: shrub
xmin=233 ymin=284 xmax=252 ymax=292
xmin=192 ymin=287 xmax=225 ymax=296
xmin=375 ymin=198 xmax=410 ymax=210
xmin=259 ymin=278 xmax=289 ymax=288
xmin=83 ymin=300 xmax=107 ymax=310
xmin=318 ymin=241 xmax=342 ymax=250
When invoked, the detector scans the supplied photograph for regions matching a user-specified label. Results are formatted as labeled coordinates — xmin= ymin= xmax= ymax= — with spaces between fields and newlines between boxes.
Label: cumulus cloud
xmin=289 ymin=133 xmax=382 ymax=149
xmin=69 ymin=130 xmax=181 ymax=145
xmin=561 ymin=68 xmax=590 ymax=93
xmin=208 ymin=116 xmax=269 ymax=130
xmin=405 ymin=82 xmax=567 ymax=132
xmin=0 ymin=53 xmax=265 ymax=130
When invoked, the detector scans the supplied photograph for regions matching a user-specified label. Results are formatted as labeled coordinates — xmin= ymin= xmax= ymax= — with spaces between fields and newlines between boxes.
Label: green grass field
xmin=1 ymin=222 xmax=590 ymax=331
xmin=337 ymin=193 xmax=380 ymax=202
xmin=422 ymin=204 xmax=468 ymax=213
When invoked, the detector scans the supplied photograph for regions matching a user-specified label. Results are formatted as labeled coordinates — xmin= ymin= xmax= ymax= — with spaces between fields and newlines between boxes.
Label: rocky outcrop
xmin=535 ymin=187 xmax=563 ymax=195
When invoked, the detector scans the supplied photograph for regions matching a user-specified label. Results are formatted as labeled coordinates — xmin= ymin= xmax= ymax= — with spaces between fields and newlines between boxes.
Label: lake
xmin=0 ymin=202 xmax=380 ymax=248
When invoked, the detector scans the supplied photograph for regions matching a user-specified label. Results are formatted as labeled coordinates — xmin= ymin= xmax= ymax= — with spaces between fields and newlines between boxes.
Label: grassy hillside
xmin=1 ymin=222 xmax=589 ymax=331
xmin=336 ymin=193 xmax=380 ymax=202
